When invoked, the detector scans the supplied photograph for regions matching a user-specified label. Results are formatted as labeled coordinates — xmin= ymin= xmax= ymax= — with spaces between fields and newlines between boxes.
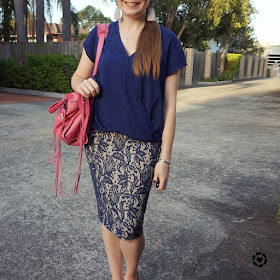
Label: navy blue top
xmin=83 ymin=21 xmax=187 ymax=144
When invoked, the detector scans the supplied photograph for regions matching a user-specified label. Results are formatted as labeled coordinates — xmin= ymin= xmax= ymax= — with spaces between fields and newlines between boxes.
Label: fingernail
xmin=152 ymin=180 xmax=156 ymax=184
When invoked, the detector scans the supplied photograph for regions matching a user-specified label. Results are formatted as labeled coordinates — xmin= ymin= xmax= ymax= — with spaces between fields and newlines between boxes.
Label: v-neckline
xmin=116 ymin=21 xmax=136 ymax=59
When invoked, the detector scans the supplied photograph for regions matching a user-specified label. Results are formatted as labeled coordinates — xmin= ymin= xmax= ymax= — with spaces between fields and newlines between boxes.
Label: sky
xmin=50 ymin=0 xmax=280 ymax=46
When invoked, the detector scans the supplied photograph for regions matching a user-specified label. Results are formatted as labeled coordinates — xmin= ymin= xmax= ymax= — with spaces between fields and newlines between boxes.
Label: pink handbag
xmin=48 ymin=24 xmax=109 ymax=198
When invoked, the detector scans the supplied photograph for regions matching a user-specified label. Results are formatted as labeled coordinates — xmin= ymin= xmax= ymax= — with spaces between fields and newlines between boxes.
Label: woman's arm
xmin=161 ymin=69 xmax=180 ymax=161
xmin=71 ymin=48 xmax=100 ymax=98
xmin=152 ymin=69 xmax=180 ymax=190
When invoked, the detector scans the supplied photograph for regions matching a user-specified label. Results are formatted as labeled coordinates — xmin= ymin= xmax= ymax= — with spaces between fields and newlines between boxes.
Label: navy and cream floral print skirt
xmin=84 ymin=129 xmax=161 ymax=240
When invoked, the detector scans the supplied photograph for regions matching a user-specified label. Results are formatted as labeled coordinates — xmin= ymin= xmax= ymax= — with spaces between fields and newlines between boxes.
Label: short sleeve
xmin=165 ymin=34 xmax=187 ymax=77
xmin=83 ymin=27 xmax=98 ymax=63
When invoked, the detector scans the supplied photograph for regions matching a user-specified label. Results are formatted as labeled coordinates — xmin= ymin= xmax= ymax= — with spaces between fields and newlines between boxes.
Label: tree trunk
xmin=177 ymin=22 xmax=187 ymax=39
xmin=45 ymin=18 xmax=53 ymax=41
xmin=165 ymin=7 xmax=177 ymax=30
xmin=216 ymin=44 xmax=223 ymax=73
xmin=2 ymin=0 xmax=13 ymax=41
xmin=216 ymin=36 xmax=230 ymax=74
xmin=62 ymin=0 xmax=71 ymax=41
xmin=14 ymin=0 xmax=27 ymax=42
xmin=36 ymin=0 xmax=45 ymax=42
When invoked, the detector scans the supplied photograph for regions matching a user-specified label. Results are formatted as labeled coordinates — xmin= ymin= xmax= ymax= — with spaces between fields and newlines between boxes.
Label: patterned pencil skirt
xmin=84 ymin=129 xmax=161 ymax=240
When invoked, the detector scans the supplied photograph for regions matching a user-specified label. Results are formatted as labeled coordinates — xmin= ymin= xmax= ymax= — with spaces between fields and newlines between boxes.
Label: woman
xmin=71 ymin=1 xmax=186 ymax=279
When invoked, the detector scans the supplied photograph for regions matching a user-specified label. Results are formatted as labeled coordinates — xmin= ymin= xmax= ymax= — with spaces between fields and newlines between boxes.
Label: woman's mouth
xmin=124 ymin=1 xmax=141 ymax=7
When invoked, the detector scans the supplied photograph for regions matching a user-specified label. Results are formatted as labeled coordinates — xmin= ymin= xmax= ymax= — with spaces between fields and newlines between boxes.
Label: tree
xmin=36 ymin=0 xmax=44 ymax=42
xmin=155 ymin=0 xmax=256 ymax=47
xmin=155 ymin=0 xmax=258 ymax=72
xmin=13 ymin=0 xmax=27 ymax=42
xmin=155 ymin=0 xmax=178 ymax=30
xmin=164 ymin=1 xmax=179 ymax=30
xmin=54 ymin=0 xmax=80 ymax=41
xmin=77 ymin=5 xmax=112 ymax=31
xmin=70 ymin=7 xmax=79 ymax=39
xmin=174 ymin=0 xmax=216 ymax=49
xmin=0 ymin=0 xmax=15 ymax=41
xmin=228 ymin=26 xmax=264 ymax=56
xmin=208 ymin=0 xmax=256 ymax=70
xmin=155 ymin=0 xmax=215 ymax=49
xmin=0 ymin=0 xmax=57 ymax=42
xmin=62 ymin=0 xmax=71 ymax=41
xmin=27 ymin=0 xmax=36 ymax=41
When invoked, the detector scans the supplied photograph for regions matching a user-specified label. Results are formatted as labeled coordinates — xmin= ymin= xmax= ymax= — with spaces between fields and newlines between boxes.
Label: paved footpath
xmin=0 ymin=78 xmax=280 ymax=280
xmin=0 ymin=92 xmax=57 ymax=104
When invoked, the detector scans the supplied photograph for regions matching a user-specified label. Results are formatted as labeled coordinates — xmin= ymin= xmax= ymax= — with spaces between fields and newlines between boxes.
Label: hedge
xmin=200 ymin=53 xmax=242 ymax=82
xmin=0 ymin=54 xmax=78 ymax=93
xmin=220 ymin=53 xmax=242 ymax=81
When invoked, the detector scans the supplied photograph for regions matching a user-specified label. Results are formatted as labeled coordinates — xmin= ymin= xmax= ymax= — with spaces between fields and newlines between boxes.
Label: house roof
xmin=27 ymin=23 xmax=88 ymax=36
xmin=45 ymin=23 xmax=89 ymax=35
xmin=45 ymin=23 xmax=62 ymax=34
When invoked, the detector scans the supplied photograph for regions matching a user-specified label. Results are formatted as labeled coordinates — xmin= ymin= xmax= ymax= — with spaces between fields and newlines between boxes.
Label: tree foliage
xmin=154 ymin=0 xmax=260 ymax=55
xmin=77 ymin=5 xmax=112 ymax=31
xmin=210 ymin=0 xmax=255 ymax=55
xmin=228 ymin=26 xmax=264 ymax=55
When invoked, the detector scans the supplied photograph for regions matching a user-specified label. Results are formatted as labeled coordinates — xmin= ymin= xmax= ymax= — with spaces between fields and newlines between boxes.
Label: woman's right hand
xmin=75 ymin=77 xmax=100 ymax=99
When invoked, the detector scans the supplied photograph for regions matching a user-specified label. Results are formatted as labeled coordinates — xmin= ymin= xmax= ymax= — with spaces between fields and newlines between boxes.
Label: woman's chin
xmin=122 ymin=10 xmax=145 ymax=19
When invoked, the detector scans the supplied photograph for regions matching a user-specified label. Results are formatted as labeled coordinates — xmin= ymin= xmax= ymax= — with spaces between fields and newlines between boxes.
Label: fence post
xmin=239 ymin=55 xmax=245 ymax=80
xmin=263 ymin=58 xmax=268 ymax=77
xmin=258 ymin=58 xmax=264 ymax=77
xmin=253 ymin=56 xmax=259 ymax=78
xmin=204 ymin=50 xmax=212 ymax=78
xmin=272 ymin=62 xmax=280 ymax=78
xmin=185 ymin=48 xmax=194 ymax=86
xmin=246 ymin=55 xmax=253 ymax=78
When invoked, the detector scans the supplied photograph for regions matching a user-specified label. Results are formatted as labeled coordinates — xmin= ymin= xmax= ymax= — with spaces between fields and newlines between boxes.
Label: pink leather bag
xmin=48 ymin=24 xmax=109 ymax=198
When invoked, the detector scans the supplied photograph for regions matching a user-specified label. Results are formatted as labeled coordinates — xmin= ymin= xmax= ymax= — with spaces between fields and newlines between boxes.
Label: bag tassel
xmin=73 ymin=97 xmax=86 ymax=194
xmin=73 ymin=143 xmax=83 ymax=194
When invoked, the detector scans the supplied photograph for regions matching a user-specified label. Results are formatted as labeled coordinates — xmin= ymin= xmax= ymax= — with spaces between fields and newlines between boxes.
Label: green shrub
xmin=200 ymin=77 xmax=219 ymax=82
xmin=0 ymin=54 xmax=78 ymax=93
xmin=218 ymin=70 xmax=235 ymax=81
xmin=218 ymin=53 xmax=242 ymax=81
xmin=266 ymin=68 xmax=271 ymax=78
xmin=225 ymin=53 xmax=242 ymax=73
xmin=0 ymin=58 xmax=19 ymax=87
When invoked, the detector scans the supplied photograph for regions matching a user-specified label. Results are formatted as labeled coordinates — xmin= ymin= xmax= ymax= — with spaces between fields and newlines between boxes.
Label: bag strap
xmin=72 ymin=24 xmax=109 ymax=196
xmin=92 ymin=24 xmax=109 ymax=77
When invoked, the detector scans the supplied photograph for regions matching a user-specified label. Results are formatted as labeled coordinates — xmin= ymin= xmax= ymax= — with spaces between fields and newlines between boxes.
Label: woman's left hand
xmin=152 ymin=161 xmax=170 ymax=190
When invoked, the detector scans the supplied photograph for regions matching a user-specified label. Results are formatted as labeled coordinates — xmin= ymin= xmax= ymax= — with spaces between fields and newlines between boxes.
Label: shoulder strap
xmin=72 ymin=24 xmax=108 ymax=197
xmin=92 ymin=24 xmax=109 ymax=77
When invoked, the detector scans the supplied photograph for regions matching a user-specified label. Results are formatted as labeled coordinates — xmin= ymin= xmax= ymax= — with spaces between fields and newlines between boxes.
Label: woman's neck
xmin=119 ymin=15 xmax=146 ymax=32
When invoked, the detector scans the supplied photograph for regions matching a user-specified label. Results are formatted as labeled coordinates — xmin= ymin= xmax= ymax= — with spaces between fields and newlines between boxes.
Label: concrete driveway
xmin=0 ymin=78 xmax=280 ymax=280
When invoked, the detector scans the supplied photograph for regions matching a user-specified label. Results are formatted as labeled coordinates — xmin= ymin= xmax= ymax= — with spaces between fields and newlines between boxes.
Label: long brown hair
xmin=133 ymin=21 xmax=161 ymax=80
